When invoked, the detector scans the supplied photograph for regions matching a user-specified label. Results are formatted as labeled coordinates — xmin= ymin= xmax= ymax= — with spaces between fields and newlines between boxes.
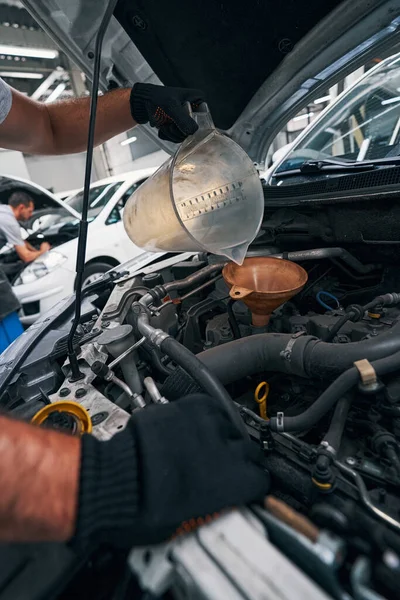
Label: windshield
xmin=65 ymin=182 xmax=123 ymax=219
xmin=275 ymin=52 xmax=400 ymax=174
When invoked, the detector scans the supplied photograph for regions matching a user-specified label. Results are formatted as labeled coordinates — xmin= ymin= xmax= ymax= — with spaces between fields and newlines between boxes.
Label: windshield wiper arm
xmin=275 ymin=156 xmax=400 ymax=178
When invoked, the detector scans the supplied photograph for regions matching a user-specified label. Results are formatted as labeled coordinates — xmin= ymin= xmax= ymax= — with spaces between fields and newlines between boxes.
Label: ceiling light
xmin=0 ymin=71 xmax=43 ymax=79
xmin=381 ymin=96 xmax=400 ymax=105
xmin=31 ymin=69 xmax=64 ymax=100
xmin=314 ymin=95 xmax=331 ymax=104
xmin=46 ymin=82 xmax=66 ymax=103
xmin=120 ymin=136 xmax=138 ymax=146
xmin=0 ymin=44 xmax=58 ymax=59
xmin=293 ymin=112 xmax=315 ymax=122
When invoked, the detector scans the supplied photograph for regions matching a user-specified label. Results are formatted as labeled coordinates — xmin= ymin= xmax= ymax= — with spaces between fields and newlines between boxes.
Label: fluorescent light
xmin=293 ymin=112 xmax=315 ymax=122
xmin=0 ymin=71 xmax=43 ymax=79
xmin=31 ymin=69 xmax=64 ymax=100
xmin=46 ymin=82 xmax=66 ymax=103
xmin=0 ymin=44 xmax=58 ymax=59
xmin=121 ymin=136 xmax=138 ymax=146
xmin=357 ymin=138 xmax=370 ymax=161
xmin=314 ymin=95 xmax=331 ymax=104
xmin=381 ymin=96 xmax=400 ymax=105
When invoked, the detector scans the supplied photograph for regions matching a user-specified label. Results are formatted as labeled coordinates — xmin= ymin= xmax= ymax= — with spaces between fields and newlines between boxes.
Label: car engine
xmin=2 ymin=238 xmax=400 ymax=599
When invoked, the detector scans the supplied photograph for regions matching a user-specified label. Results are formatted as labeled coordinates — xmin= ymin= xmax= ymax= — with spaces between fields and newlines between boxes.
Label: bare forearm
xmin=0 ymin=87 xmax=136 ymax=156
xmin=0 ymin=415 xmax=80 ymax=542
xmin=16 ymin=246 xmax=48 ymax=263
xmin=45 ymin=87 xmax=135 ymax=154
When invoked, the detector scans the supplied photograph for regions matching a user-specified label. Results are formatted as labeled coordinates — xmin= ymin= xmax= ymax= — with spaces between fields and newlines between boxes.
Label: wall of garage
xmin=1 ymin=149 xmax=30 ymax=179
xmin=24 ymin=152 xmax=91 ymax=193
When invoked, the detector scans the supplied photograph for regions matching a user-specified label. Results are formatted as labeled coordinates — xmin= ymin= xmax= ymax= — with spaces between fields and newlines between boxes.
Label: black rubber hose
xmin=304 ymin=321 xmax=400 ymax=379
xmin=271 ymin=367 xmax=359 ymax=433
xmin=196 ymin=333 xmax=310 ymax=384
xmin=140 ymin=340 xmax=172 ymax=378
xmin=324 ymin=313 xmax=352 ymax=343
xmin=323 ymin=395 xmax=352 ymax=450
xmin=269 ymin=349 xmax=400 ymax=432
xmin=195 ymin=321 xmax=400 ymax=383
xmin=159 ymin=337 xmax=245 ymax=434
xmin=271 ymin=248 xmax=379 ymax=274
xmin=386 ymin=447 xmax=400 ymax=477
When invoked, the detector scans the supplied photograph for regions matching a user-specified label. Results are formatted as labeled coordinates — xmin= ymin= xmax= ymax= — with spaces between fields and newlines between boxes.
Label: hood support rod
xmin=67 ymin=0 xmax=119 ymax=381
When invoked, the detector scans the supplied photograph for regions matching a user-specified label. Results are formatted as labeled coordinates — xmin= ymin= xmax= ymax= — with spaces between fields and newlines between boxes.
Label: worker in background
xmin=0 ymin=191 xmax=51 ymax=262
xmin=0 ymin=77 xmax=268 ymax=546
xmin=0 ymin=191 xmax=51 ymax=351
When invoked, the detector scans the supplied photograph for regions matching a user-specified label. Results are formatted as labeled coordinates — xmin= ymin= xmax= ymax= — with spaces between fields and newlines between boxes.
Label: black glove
xmin=130 ymin=83 xmax=205 ymax=143
xmin=75 ymin=394 xmax=269 ymax=549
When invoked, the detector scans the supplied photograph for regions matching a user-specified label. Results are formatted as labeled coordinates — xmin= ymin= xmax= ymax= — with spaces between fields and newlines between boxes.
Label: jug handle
xmin=185 ymin=101 xmax=215 ymax=131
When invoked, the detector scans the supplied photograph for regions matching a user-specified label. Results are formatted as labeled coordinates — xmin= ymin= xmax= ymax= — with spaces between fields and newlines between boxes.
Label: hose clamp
xmin=148 ymin=328 xmax=170 ymax=347
xmin=276 ymin=411 xmax=284 ymax=432
xmin=280 ymin=331 xmax=306 ymax=363
xmin=354 ymin=359 xmax=377 ymax=386
xmin=319 ymin=440 xmax=336 ymax=456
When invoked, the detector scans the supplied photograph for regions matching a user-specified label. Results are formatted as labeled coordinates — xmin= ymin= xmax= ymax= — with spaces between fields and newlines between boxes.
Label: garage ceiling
xmin=0 ymin=0 xmax=79 ymax=101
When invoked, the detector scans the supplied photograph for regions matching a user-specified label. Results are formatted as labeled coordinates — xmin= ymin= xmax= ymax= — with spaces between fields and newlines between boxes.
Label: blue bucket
xmin=0 ymin=311 xmax=24 ymax=353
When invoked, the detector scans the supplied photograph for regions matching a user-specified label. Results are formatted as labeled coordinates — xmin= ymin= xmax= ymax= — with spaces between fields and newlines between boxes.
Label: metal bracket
xmin=276 ymin=411 xmax=284 ymax=432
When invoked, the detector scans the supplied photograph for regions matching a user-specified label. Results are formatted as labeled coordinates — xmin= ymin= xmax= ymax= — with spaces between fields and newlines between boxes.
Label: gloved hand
xmin=130 ymin=83 xmax=205 ymax=143
xmin=75 ymin=394 xmax=268 ymax=549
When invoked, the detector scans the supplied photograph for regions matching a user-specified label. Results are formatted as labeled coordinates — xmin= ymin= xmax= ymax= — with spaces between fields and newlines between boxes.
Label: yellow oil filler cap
xmin=31 ymin=400 xmax=92 ymax=435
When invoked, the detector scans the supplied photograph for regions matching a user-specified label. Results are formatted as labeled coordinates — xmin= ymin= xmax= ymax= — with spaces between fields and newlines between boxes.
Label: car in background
xmin=55 ymin=188 xmax=81 ymax=203
xmin=13 ymin=167 xmax=159 ymax=325
xmin=266 ymin=51 xmax=400 ymax=184
xmin=0 ymin=174 xmax=73 ymax=233
xmin=0 ymin=174 xmax=79 ymax=280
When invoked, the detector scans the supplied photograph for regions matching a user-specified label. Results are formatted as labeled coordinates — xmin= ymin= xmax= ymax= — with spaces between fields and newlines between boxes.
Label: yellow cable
xmin=311 ymin=478 xmax=332 ymax=490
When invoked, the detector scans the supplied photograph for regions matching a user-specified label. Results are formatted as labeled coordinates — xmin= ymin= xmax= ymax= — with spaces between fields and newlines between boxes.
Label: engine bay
xmin=2 ymin=233 xmax=400 ymax=598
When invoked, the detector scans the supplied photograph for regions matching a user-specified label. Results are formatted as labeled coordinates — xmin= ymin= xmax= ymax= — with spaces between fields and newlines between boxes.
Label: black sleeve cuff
xmin=73 ymin=422 xmax=140 ymax=550
xmin=130 ymin=83 xmax=150 ymax=125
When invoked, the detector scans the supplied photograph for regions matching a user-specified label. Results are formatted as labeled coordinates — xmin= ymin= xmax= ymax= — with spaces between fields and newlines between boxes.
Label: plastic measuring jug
xmin=123 ymin=104 xmax=264 ymax=264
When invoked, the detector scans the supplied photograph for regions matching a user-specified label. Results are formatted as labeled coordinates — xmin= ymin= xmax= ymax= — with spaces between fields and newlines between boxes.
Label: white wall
xmin=104 ymin=133 xmax=137 ymax=176
xmin=0 ymin=150 xmax=30 ymax=179
xmin=1 ymin=141 xmax=168 ymax=193
xmin=25 ymin=152 xmax=95 ymax=193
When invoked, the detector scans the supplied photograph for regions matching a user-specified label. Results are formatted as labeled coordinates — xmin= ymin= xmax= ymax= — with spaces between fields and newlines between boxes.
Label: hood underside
xmin=113 ymin=0 xmax=344 ymax=130
xmin=22 ymin=0 xmax=400 ymax=161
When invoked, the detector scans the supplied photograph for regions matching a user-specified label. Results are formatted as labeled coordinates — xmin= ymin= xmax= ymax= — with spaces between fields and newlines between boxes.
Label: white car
xmin=13 ymin=167 xmax=158 ymax=325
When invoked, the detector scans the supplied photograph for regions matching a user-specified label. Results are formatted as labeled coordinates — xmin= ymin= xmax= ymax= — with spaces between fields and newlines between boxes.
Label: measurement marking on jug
xmin=177 ymin=181 xmax=245 ymax=221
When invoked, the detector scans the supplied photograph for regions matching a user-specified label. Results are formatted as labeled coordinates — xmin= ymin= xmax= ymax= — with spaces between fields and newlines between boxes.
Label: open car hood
xmin=21 ymin=0 xmax=400 ymax=163
xmin=0 ymin=174 xmax=80 ymax=219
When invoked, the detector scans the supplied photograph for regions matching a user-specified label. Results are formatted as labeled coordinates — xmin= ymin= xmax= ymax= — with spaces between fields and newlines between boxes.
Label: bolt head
xmin=346 ymin=457 xmax=356 ymax=466
xmin=383 ymin=550 xmax=400 ymax=570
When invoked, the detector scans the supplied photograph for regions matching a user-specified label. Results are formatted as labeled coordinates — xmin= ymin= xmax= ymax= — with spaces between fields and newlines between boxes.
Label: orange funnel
xmin=223 ymin=257 xmax=308 ymax=327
